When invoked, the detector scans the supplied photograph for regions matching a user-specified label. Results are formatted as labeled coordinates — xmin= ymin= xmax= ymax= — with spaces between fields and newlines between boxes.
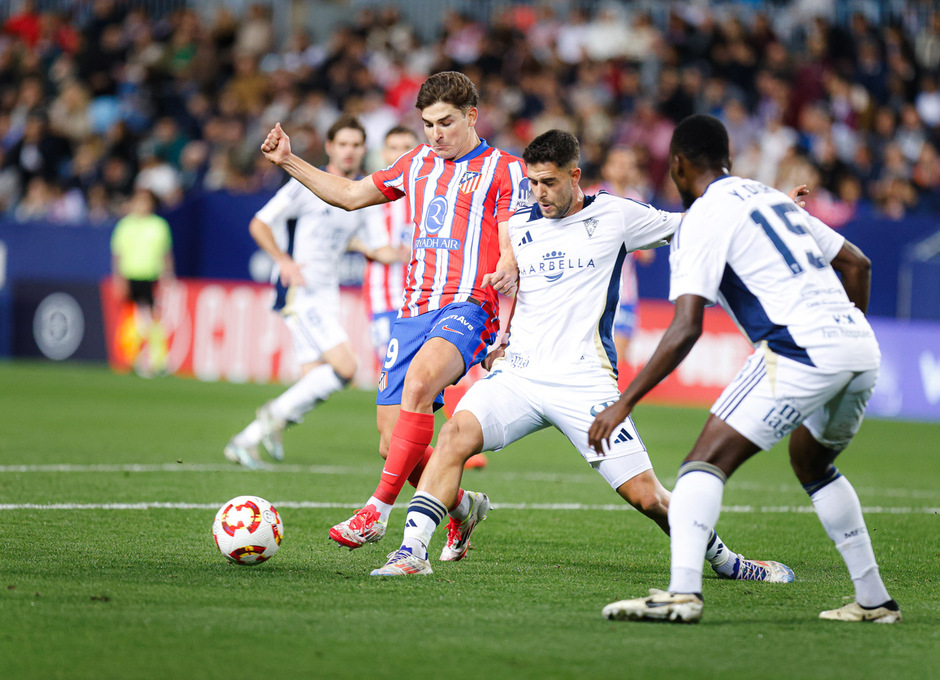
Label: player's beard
xmin=546 ymin=192 xmax=574 ymax=218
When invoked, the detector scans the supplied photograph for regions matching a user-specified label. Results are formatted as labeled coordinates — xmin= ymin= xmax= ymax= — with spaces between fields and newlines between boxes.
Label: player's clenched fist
xmin=261 ymin=122 xmax=291 ymax=165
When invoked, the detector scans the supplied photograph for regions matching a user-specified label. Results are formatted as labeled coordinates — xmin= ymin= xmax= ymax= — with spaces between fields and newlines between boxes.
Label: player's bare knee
xmin=401 ymin=375 xmax=437 ymax=411
xmin=631 ymin=488 xmax=669 ymax=518
xmin=436 ymin=419 xmax=478 ymax=466
xmin=331 ymin=359 xmax=358 ymax=383
xmin=618 ymin=475 xmax=669 ymax=519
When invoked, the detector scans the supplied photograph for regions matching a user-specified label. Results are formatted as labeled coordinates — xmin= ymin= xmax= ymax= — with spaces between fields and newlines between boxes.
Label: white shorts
xmin=712 ymin=346 xmax=878 ymax=452
xmin=454 ymin=367 xmax=653 ymax=490
xmin=281 ymin=290 xmax=348 ymax=366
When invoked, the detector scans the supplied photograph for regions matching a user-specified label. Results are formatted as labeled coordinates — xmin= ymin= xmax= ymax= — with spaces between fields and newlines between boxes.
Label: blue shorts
xmin=613 ymin=302 xmax=638 ymax=338
xmin=376 ymin=301 xmax=497 ymax=410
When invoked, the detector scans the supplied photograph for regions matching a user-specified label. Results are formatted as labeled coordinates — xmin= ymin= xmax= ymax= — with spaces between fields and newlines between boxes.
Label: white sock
xmin=400 ymin=492 xmax=448 ymax=560
xmin=365 ymin=496 xmax=394 ymax=524
xmin=809 ymin=473 xmax=891 ymax=607
xmin=449 ymin=489 xmax=471 ymax=521
xmin=269 ymin=364 xmax=346 ymax=423
xmin=668 ymin=466 xmax=726 ymax=594
xmin=233 ymin=421 xmax=263 ymax=448
xmin=704 ymin=530 xmax=737 ymax=576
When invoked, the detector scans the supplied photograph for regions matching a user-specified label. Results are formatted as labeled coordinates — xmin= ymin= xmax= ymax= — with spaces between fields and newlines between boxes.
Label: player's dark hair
xmin=415 ymin=71 xmax=479 ymax=113
xmin=327 ymin=114 xmax=366 ymax=143
xmin=384 ymin=125 xmax=417 ymax=140
xmin=670 ymin=114 xmax=730 ymax=170
xmin=522 ymin=129 xmax=580 ymax=169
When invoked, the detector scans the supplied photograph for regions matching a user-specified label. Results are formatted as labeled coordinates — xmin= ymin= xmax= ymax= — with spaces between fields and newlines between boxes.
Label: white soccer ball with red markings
xmin=212 ymin=496 xmax=284 ymax=565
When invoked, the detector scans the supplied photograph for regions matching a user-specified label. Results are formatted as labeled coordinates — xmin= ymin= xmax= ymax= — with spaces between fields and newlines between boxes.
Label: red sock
xmin=407 ymin=445 xmax=435 ymax=488
xmin=374 ymin=410 xmax=435 ymax=505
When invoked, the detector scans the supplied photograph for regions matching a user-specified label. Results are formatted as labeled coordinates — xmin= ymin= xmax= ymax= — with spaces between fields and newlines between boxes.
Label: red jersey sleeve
xmin=494 ymin=156 xmax=528 ymax=224
xmin=371 ymin=145 xmax=426 ymax=201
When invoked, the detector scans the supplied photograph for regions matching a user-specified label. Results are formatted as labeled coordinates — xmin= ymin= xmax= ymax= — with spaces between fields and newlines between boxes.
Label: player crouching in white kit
xmin=225 ymin=116 xmax=404 ymax=468
xmin=371 ymin=129 xmax=794 ymax=582
xmin=593 ymin=115 xmax=899 ymax=624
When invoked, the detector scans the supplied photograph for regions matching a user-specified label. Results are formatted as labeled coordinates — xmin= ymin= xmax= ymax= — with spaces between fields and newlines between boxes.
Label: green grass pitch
xmin=1 ymin=361 xmax=937 ymax=679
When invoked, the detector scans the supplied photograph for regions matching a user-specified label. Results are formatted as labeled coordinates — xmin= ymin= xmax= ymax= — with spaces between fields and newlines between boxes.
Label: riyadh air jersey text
xmin=669 ymin=175 xmax=879 ymax=371
xmin=502 ymin=193 xmax=679 ymax=380
xmin=371 ymin=141 xmax=528 ymax=334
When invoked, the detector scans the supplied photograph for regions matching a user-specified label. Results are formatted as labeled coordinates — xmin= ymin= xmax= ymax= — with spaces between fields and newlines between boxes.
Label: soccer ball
xmin=212 ymin=495 xmax=284 ymax=565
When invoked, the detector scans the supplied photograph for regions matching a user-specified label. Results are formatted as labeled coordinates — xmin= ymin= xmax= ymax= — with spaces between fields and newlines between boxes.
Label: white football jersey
xmin=255 ymin=178 xmax=386 ymax=293
xmin=502 ymin=192 xmax=679 ymax=380
xmin=669 ymin=175 xmax=879 ymax=371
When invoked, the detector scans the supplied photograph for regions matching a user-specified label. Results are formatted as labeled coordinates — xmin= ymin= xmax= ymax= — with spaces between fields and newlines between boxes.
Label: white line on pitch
xmin=0 ymin=502 xmax=936 ymax=514
xmin=1 ymin=463 xmax=937 ymax=501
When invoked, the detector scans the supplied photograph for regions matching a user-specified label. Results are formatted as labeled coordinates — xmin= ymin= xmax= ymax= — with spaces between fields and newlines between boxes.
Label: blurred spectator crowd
xmin=1 ymin=0 xmax=939 ymax=227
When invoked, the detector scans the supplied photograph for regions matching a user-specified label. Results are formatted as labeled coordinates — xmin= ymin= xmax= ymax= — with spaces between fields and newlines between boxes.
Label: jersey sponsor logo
xmin=583 ymin=216 xmax=598 ymax=238
xmin=761 ymin=400 xmax=803 ymax=440
xmin=414 ymin=237 xmax=461 ymax=250
xmin=519 ymin=250 xmax=596 ymax=283
xmin=513 ymin=178 xmax=531 ymax=209
xmin=507 ymin=352 xmax=529 ymax=370
xmin=459 ymin=171 xmax=483 ymax=193
xmin=517 ymin=230 xmax=533 ymax=247
xmin=425 ymin=195 xmax=449 ymax=234
xmin=441 ymin=325 xmax=464 ymax=335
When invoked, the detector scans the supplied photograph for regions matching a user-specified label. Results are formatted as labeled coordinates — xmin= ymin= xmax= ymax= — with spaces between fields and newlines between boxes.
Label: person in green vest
xmin=110 ymin=188 xmax=175 ymax=376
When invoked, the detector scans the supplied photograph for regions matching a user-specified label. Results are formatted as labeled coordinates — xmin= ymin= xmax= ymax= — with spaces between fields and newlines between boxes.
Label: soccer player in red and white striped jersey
xmin=261 ymin=72 xmax=529 ymax=555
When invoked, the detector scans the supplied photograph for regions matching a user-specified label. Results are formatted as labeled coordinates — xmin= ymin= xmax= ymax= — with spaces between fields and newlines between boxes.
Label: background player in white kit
xmin=225 ymin=115 xmax=402 ymax=468
xmin=363 ymin=126 xmax=418 ymax=365
xmin=594 ymin=115 xmax=899 ymax=624
xmin=371 ymin=130 xmax=793 ymax=581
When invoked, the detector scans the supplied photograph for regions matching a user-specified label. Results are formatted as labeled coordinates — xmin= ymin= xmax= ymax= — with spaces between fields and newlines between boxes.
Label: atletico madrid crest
xmin=459 ymin=171 xmax=483 ymax=193
xmin=378 ymin=371 xmax=388 ymax=391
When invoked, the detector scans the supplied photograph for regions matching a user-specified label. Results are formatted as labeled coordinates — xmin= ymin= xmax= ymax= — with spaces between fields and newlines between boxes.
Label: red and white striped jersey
xmin=363 ymin=198 xmax=412 ymax=316
xmin=371 ymin=140 xmax=528 ymax=335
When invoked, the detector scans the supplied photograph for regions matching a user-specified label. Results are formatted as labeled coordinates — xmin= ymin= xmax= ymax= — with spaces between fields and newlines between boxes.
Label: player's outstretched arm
xmin=261 ymin=123 xmax=387 ymax=211
xmin=830 ymin=239 xmax=871 ymax=314
xmin=588 ymin=294 xmax=707 ymax=452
